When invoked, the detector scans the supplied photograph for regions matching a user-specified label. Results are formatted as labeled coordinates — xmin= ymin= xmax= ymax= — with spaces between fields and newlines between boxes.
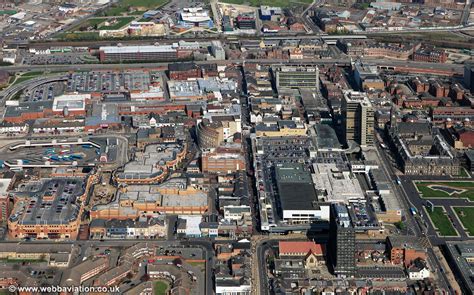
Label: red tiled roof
xmin=279 ymin=241 xmax=324 ymax=256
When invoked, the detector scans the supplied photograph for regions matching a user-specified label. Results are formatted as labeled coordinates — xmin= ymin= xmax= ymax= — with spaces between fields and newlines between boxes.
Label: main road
xmin=374 ymin=134 xmax=453 ymax=293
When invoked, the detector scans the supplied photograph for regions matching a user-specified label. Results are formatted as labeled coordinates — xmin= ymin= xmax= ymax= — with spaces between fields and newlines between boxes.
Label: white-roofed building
xmin=177 ymin=215 xmax=202 ymax=237
xmin=9 ymin=12 xmax=26 ymax=21
xmin=178 ymin=7 xmax=214 ymax=28
xmin=98 ymin=45 xmax=178 ymax=62
xmin=312 ymin=163 xmax=365 ymax=203
xmin=52 ymin=94 xmax=89 ymax=116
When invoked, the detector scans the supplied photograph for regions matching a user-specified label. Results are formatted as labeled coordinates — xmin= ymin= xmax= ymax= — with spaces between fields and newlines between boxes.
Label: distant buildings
xmin=210 ymin=40 xmax=226 ymax=60
xmin=0 ymin=178 xmax=13 ymax=223
xmin=337 ymin=39 xmax=418 ymax=60
xmin=431 ymin=107 xmax=474 ymax=126
xmin=342 ymin=90 xmax=374 ymax=146
xmin=236 ymin=14 xmax=256 ymax=30
xmin=259 ymin=6 xmax=283 ymax=21
xmin=0 ymin=70 xmax=9 ymax=88
xmin=178 ymin=7 xmax=214 ymax=29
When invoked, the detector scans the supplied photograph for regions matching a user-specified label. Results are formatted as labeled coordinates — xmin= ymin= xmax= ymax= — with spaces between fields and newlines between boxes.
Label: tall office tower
xmin=330 ymin=204 xmax=356 ymax=278
xmin=274 ymin=65 xmax=319 ymax=90
xmin=342 ymin=90 xmax=374 ymax=146
xmin=465 ymin=63 xmax=474 ymax=93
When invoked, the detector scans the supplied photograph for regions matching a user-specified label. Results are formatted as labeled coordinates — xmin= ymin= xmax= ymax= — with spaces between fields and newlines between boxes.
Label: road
xmin=375 ymin=132 xmax=453 ymax=293
xmin=461 ymin=0 xmax=473 ymax=26
xmin=6 ymin=239 xmax=215 ymax=295
xmin=19 ymin=21 xmax=474 ymax=49
xmin=181 ymin=240 xmax=215 ymax=295
xmin=0 ymin=57 xmax=464 ymax=74
xmin=0 ymin=74 xmax=67 ymax=104
xmin=399 ymin=175 xmax=471 ymax=244
xmin=255 ymin=239 xmax=278 ymax=295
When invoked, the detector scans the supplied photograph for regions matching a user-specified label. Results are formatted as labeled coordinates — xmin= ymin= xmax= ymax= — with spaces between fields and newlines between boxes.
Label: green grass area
xmin=458 ymin=168 xmax=471 ymax=178
xmin=0 ymin=10 xmax=17 ymax=15
xmin=220 ymin=0 xmax=313 ymax=7
xmin=427 ymin=207 xmax=457 ymax=236
xmin=88 ymin=18 xmax=106 ymax=27
xmin=394 ymin=221 xmax=406 ymax=230
xmin=128 ymin=10 xmax=147 ymax=15
xmin=57 ymin=32 xmax=100 ymax=41
xmin=188 ymin=261 xmax=205 ymax=267
xmin=99 ymin=0 xmax=169 ymax=16
xmin=454 ymin=207 xmax=474 ymax=236
xmin=188 ymin=261 xmax=205 ymax=271
xmin=356 ymin=2 xmax=372 ymax=9
xmin=99 ymin=17 xmax=135 ymax=30
xmin=153 ymin=280 xmax=169 ymax=295
xmin=12 ymin=71 xmax=44 ymax=86
xmin=73 ymin=17 xmax=135 ymax=31
xmin=11 ymin=90 xmax=22 ymax=101
xmin=416 ymin=181 xmax=474 ymax=201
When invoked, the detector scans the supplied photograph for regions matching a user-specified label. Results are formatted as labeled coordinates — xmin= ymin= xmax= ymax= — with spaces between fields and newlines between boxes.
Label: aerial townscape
xmin=0 ymin=0 xmax=473 ymax=294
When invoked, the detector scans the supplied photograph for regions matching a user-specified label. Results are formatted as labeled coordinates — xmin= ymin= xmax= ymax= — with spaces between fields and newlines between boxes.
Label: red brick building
xmin=201 ymin=147 xmax=246 ymax=174
xmin=413 ymin=47 xmax=448 ymax=63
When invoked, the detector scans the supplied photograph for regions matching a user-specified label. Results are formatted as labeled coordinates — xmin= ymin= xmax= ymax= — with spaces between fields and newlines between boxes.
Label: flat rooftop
xmin=118 ymin=143 xmax=184 ymax=179
xmin=312 ymin=163 xmax=364 ymax=203
xmin=100 ymin=45 xmax=176 ymax=54
xmin=313 ymin=124 xmax=341 ymax=151
xmin=52 ymin=94 xmax=88 ymax=112
xmin=275 ymin=164 xmax=320 ymax=211
xmin=446 ymin=241 xmax=474 ymax=293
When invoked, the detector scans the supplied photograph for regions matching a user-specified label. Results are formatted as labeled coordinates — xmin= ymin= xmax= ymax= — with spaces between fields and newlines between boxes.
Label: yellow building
xmin=255 ymin=120 xmax=307 ymax=137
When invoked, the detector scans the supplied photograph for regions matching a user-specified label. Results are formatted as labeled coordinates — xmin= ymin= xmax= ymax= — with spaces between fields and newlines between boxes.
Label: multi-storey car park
xmin=8 ymin=176 xmax=96 ymax=240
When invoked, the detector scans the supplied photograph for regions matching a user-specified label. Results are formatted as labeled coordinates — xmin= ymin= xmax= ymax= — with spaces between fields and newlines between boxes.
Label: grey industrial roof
xmin=314 ymin=124 xmax=341 ymax=150
xmin=278 ymin=182 xmax=319 ymax=211
xmin=397 ymin=122 xmax=431 ymax=136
